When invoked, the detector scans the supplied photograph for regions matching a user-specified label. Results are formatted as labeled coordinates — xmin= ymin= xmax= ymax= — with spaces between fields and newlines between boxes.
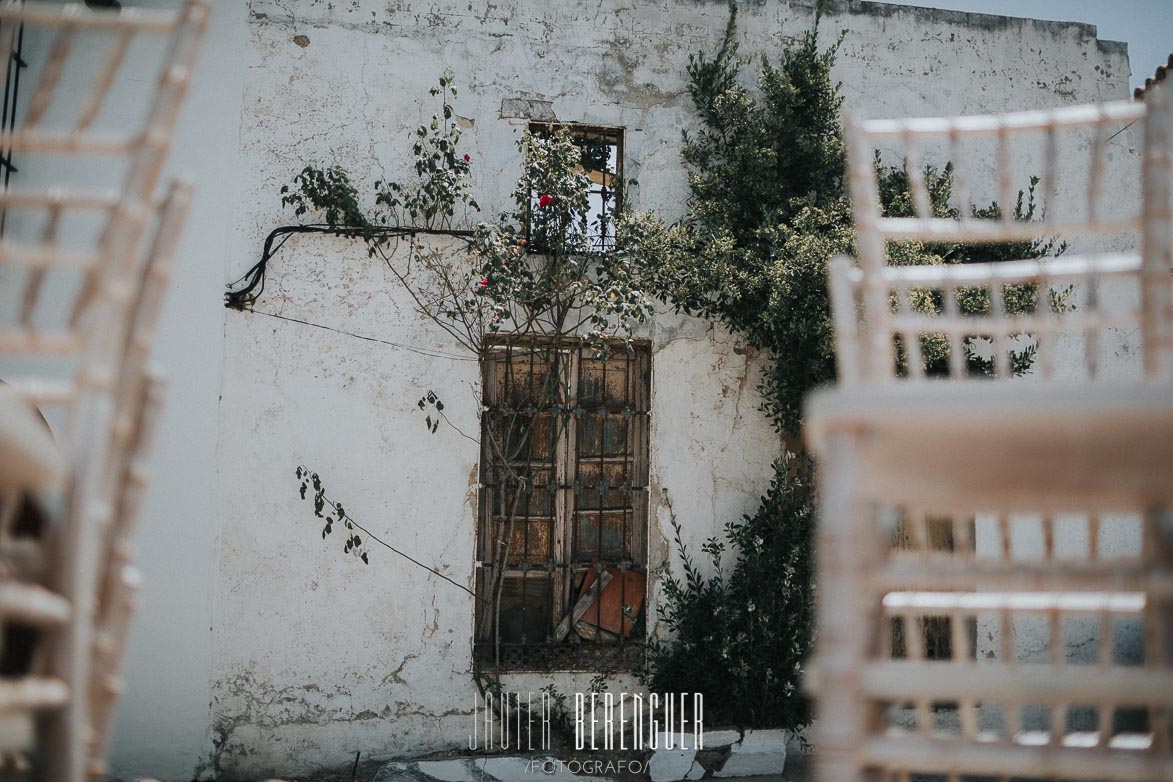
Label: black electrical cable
xmin=224 ymin=222 xmax=475 ymax=311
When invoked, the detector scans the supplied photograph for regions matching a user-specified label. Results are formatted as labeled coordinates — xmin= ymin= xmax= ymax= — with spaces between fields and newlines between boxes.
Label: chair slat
xmin=812 ymin=86 xmax=1173 ymax=782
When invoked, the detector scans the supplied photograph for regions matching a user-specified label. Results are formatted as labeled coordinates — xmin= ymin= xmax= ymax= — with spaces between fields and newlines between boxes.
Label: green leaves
xmin=294 ymin=466 xmax=370 ymax=565
xmin=417 ymin=390 xmax=444 ymax=434
xmin=649 ymin=457 xmax=815 ymax=731
xmin=461 ymin=126 xmax=653 ymax=349
xmin=371 ymin=76 xmax=478 ymax=230
xmin=281 ymin=75 xmax=478 ymax=235
xmin=625 ymin=7 xmax=1061 ymax=433
xmin=623 ymin=8 xmax=852 ymax=433
xmin=280 ymin=165 xmax=368 ymax=230
xmin=638 ymin=2 xmax=1063 ymax=733
xmin=686 ymin=4 xmax=743 ymax=126
xmin=277 ymin=73 xmax=652 ymax=360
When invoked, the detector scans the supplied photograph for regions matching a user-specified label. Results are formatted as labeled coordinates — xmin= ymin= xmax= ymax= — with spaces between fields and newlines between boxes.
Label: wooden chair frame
xmin=833 ymin=88 xmax=1171 ymax=385
xmin=0 ymin=3 xmax=206 ymax=779
xmin=810 ymin=84 xmax=1173 ymax=782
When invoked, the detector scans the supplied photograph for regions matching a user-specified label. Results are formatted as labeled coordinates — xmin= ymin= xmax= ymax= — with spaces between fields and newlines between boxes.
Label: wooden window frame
xmin=475 ymin=336 xmax=650 ymax=671
xmin=526 ymin=122 xmax=624 ymax=253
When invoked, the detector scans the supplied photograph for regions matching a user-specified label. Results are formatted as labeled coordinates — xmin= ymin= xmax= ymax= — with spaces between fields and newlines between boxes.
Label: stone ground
xmin=278 ymin=752 xmax=811 ymax=782
xmin=369 ymin=757 xmax=809 ymax=781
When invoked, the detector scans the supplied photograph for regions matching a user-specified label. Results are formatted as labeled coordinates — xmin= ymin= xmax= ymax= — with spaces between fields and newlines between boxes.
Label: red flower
xmin=479 ymin=277 xmax=489 ymax=287
xmin=463 ymin=154 xmax=471 ymax=162
xmin=538 ymin=194 xmax=553 ymax=209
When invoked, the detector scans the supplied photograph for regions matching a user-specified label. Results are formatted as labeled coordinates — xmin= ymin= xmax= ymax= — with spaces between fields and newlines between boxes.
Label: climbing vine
xmin=623 ymin=4 xmax=1065 ymax=732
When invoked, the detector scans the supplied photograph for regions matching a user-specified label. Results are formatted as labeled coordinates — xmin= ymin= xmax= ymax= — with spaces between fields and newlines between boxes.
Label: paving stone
xmin=713 ymin=730 xmax=788 ymax=778
xmin=649 ymin=731 xmax=697 ymax=782
xmin=415 ymin=758 xmax=479 ymax=781
xmin=700 ymin=730 xmax=741 ymax=748
xmin=372 ymin=762 xmax=436 ymax=782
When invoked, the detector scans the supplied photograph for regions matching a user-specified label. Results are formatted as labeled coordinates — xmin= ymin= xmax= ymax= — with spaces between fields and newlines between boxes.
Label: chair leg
xmin=815 ymin=431 xmax=881 ymax=782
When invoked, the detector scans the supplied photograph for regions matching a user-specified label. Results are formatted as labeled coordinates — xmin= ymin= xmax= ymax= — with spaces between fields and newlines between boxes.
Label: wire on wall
xmin=224 ymin=223 xmax=479 ymax=361
xmin=224 ymin=223 xmax=474 ymax=311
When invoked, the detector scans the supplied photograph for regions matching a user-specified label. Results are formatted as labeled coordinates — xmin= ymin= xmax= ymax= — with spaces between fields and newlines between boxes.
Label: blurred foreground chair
xmin=0 ymin=2 xmax=205 ymax=779
xmin=807 ymin=83 xmax=1173 ymax=782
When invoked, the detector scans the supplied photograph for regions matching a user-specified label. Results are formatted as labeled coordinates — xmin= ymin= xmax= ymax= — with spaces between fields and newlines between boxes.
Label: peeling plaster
xmin=205 ymin=0 xmax=1140 ymax=777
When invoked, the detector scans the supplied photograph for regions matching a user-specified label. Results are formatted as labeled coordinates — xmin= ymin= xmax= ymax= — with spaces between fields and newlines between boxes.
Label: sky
xmin=884 ymin=0 xmax=1172 ymax=90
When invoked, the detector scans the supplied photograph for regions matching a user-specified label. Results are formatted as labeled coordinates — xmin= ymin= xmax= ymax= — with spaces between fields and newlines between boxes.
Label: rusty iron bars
xmin=475 ymin=336 xmax=650 ymax=671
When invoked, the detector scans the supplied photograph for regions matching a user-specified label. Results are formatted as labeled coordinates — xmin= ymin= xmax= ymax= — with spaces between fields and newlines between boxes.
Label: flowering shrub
xmin=469 ymin=128 xmax=651 ymax=346
xmin=375 ymin=75 xmax=478 ymax=230
xmin=277 ymin=81 xmax=651 ymax=353
xmin=278 ymin=77 xmax=653 ymax=690
xmin=624 ymin=9 xmax=1062 ymax=434
xmin=651 ymin=453 xmax=815 ymax=730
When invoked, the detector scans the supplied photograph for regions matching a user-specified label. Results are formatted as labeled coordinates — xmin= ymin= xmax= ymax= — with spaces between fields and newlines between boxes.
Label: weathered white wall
xmin=40 ymin=0 xmax=1135 ymax=778
xmin=211 ymin=238 xmax=781 ymax=778
xmin=197 ymin=1 xmax=1142 ymax=778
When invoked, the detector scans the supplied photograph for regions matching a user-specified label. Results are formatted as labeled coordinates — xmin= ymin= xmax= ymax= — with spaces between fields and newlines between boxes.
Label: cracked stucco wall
xmin=145 ymin=0 xmax=1143 ymax=778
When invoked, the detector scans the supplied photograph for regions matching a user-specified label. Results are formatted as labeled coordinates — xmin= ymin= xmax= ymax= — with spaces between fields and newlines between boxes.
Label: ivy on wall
xmin=623 ymin=3 xmax=1063 ymax=732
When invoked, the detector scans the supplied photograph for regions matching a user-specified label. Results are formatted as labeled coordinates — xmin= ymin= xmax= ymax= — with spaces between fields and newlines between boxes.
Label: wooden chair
xmin=0 ymin=181 xmax=191 ymax=780
xmin=85 ymin=181 xmax=190 ymax=780
xmin=807 ymin=83 xmax=1173 ymax=782
xmin=0 ymin=3 xmax=206 ymax=779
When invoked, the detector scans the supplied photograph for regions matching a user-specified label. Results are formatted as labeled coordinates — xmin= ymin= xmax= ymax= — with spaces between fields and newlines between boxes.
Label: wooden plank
xmin=551 ymin=570 xmax=611 ymax=642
